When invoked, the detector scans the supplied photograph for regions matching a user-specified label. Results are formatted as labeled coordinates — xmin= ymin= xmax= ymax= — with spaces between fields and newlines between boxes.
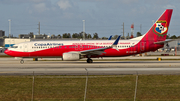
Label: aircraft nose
xmin=4 ymin=49 xmax=9 ymax=55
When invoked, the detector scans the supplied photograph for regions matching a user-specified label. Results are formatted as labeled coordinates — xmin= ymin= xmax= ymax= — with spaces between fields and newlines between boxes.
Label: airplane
xmin=5 ymin=9 xmax=173 ymax=63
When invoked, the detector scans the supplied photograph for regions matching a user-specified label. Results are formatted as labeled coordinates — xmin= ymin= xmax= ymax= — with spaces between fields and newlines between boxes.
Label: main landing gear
xmin=87 ymin=58 xmax=93 ymax=63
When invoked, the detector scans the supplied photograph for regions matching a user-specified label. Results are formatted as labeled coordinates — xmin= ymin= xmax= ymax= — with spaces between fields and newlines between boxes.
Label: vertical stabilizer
xmin=144 ymin=9 xmax=173 ymax=42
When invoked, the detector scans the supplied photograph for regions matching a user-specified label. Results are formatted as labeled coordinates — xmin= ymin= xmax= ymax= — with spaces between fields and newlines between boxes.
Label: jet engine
xmin=62 ymin=53 xmax=81 ymax=61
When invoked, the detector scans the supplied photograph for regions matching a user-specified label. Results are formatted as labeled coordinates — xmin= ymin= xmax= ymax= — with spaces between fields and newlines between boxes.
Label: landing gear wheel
xmin=20 ymin=60 xmax=24 ymax=64
xmin=166 ymin=43 xmax=169 ymax=48
xmin=87 ymin=58 xmax=93 ymax=63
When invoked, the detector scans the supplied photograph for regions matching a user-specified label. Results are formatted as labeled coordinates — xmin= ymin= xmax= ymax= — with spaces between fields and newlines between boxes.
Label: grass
xmin=0 ymin=76 xmax=32 ymax=101
xmin=0 ymin=75 xmax=180 ymax=101
xmin=34 ymin=77 xmax=86 ymax=101
xmin=137 ymin=75 xmax=180 ymax=101
xmin=0 ymin=55 xmax=12 ymax=57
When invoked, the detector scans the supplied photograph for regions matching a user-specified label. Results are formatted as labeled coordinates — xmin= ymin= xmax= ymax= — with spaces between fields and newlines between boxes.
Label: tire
xmin=87 ymin=58 xmax=93 ymax=63
xmin=20 ymin=60 xmax=24 ymax=64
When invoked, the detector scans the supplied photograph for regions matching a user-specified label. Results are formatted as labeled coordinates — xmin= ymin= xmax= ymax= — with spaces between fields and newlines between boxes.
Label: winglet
xmin=108 ymin=35 xmax=112 ymax=40
xmin=110 ymin=35 xmax=121 ymax=51
xmin=113 ymin=35 xmax=121 ymax=45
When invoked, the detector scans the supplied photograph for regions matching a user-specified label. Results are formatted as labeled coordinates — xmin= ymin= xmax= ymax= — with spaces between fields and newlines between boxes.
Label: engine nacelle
xmin=62 ymin=53 xmax=81 ymax=61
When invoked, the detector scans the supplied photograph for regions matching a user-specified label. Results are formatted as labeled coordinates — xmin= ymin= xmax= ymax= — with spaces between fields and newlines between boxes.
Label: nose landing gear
xmin=87 ymin=58 xmax=93 ymax=63
xmin=20 ymin=59 xmax=24 ymax=64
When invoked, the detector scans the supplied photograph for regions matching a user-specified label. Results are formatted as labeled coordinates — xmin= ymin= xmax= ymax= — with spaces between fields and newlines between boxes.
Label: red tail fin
xmin=144 ymin=9 xmax=173 ymax=42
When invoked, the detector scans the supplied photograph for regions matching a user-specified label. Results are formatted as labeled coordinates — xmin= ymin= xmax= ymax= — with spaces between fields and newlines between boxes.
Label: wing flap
xmin=80 ymin=47 xmax=110 ymax=55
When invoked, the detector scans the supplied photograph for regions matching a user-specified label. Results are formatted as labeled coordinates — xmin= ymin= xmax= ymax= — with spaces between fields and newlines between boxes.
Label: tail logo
xmin=153 ymin=20 xmax=167 ymax=36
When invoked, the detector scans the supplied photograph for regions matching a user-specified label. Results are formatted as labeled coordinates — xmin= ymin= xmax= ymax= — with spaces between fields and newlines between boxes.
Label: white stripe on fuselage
xmin=8 ymin=38 xmax=142 ymax=52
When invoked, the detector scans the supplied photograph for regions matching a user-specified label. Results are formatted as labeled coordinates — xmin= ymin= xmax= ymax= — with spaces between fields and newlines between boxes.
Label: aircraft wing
xmin=80 ymin=35 xmax=121 ymax=56
xmin=154 ymin=39 xmax=174 ymax=44
xmin=80 ymin=47 xmax=111 ymax=55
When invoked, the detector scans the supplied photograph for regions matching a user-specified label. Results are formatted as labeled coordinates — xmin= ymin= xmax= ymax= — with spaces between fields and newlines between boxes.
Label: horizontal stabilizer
xmin=154 ymin=39 xmax=174 ymax=44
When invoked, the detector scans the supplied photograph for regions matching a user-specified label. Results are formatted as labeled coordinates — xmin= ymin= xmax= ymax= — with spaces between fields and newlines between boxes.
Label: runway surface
xmin=0 ymin=57 xmax=180 ymax=75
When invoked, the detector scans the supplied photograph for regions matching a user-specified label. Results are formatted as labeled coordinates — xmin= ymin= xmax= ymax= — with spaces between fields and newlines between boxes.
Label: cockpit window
xmin=11 ymin=46 xmax=18 ymax=48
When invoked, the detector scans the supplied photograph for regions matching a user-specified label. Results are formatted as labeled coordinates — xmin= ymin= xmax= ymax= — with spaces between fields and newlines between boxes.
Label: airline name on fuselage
xmin=34 ymin=43 xmax=63 ymax=46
